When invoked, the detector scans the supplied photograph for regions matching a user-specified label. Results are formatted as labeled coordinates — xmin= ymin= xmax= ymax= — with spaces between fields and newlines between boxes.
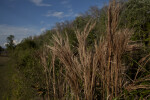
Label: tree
xmin=6 ymin=35 xmax=15 ymax=50
xmin=0 ymin=46 xmax=4 ymax=55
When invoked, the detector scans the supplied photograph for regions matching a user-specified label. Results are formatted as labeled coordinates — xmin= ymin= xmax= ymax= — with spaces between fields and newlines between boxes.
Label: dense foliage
xmin=120 ymin=0 xmax=150 ymax=45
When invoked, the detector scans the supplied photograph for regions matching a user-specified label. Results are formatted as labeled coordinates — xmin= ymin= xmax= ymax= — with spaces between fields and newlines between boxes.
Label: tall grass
xmin=47 ymin=1 xmax=132 ymax=100
xmin=42 ymin=0 xmax=150 ymax=100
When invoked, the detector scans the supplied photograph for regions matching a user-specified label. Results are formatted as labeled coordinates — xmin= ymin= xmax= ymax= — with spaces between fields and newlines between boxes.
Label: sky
xmin=0 ymin=0 xmax=109 ymax=47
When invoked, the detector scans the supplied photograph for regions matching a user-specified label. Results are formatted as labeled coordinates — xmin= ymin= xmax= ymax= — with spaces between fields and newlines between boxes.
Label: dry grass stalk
xmin=134 ymin=54 xmax=150 ymax=80
xmin=39 ymin=47 xmax=52 ymax=100
xmin=48 ymin=20 xmax=97 ymax=100
xmin=124 ymin=54 xmax=150 ymax=98
xmin=75 ymin=21 xmax=97 ymax=100
xmin=52 ymin=54 xmax=56 ymax=100
xmin=48 ymin=1 xmax=133 ymax=99
xmin=96 ymin=0 xmax=133 ymax=99
xmin=48 ymin=22 xmax=132 ymax=100
xmin=48 ymin=31 xmax=81 ymax=100
xmin=95 ymin=29 xmax=132 ymax=100
xmin=39 ymin=46 xmax=59 ymax=100
xmin=126 ymin=84 xmax=150 ymax=92
xmin=105 ymin=0 xmax=121 ymax=99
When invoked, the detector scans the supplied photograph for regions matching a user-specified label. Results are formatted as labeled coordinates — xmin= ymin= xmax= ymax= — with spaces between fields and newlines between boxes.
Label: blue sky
xmin=0 ymin=0 xmax=109 ymax=47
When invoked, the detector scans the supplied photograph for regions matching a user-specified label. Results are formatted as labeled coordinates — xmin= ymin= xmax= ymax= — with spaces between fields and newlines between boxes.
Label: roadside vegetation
xmin=0 ymin=0 xmax=150 ymax=100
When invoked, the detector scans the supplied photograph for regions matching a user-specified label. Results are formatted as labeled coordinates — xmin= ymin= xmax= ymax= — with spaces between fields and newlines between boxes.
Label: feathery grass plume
xmin=39 ymin=46 xmax=52 ymax=100
xmin=48 ymin=20 xmax=133 ymax=100
xmin=48 ymin=30 xmax=81 ymax=100
xmin=105 ymin=0 xmax=121 ymax=99
xmin=48 ymin=0 xmax=134 ymax=99
xmin=39 ymin=46 xmax=69 ymax=100
xmin=48 ymin=20 xmax=97 ymax=100
xmin=95 ymin=29 xmax=132 ymax=100
xmin=96 ymin=0 xmax=134 ymax=99
xmin=75 ymin=20 xmax=97 ymax=100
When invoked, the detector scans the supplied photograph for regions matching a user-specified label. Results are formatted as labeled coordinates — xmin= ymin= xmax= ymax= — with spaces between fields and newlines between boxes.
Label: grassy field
xmin=0 ymin=54 xmax=11 ymax=99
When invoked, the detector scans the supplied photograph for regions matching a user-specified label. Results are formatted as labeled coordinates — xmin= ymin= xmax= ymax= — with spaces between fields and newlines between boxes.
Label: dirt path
xmin=0 ymin=55 xmax=11 ymax=99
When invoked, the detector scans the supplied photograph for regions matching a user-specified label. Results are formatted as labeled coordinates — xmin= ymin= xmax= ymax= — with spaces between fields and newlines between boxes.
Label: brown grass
xmin=48 ymin=2 xmax=132 ymax=99
xmin=39 ymin=47 xmax=52 ymax=100
xmin=48 ymin=21 xmax=97 ymax=100
xmin=45 ymin=0 xmax=147 ymax=100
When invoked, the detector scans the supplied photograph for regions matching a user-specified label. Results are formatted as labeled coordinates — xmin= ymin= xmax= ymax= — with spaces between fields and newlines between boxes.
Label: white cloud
xmin=45 ymin=11 xmax=64 ymax=18
xmin=40 ymin=28 xmax=46 ymax=32
xmin=13 ymin=39 xmax=21 ymax=45
xmin=61 ymin=0 xmax=69 ymax=5
xmin=61 ymin=0 xmax=72 ymax=8
xmin=51 ymin=12 xmax=64 ymax=18
xmin=45 ymin=9 xmax=76 ymax=18
xmin=30 ymin=0 xmax=51 ymax=7
xmin=0 ymin=24 xmax=40 ymax=47
xmin=4 ymin=39 xmax=21 ymax=47
xmin=74 ymin=13 xmax=82 ymax=17
xmin=43 ymin=0 xmax=74 ymax=18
